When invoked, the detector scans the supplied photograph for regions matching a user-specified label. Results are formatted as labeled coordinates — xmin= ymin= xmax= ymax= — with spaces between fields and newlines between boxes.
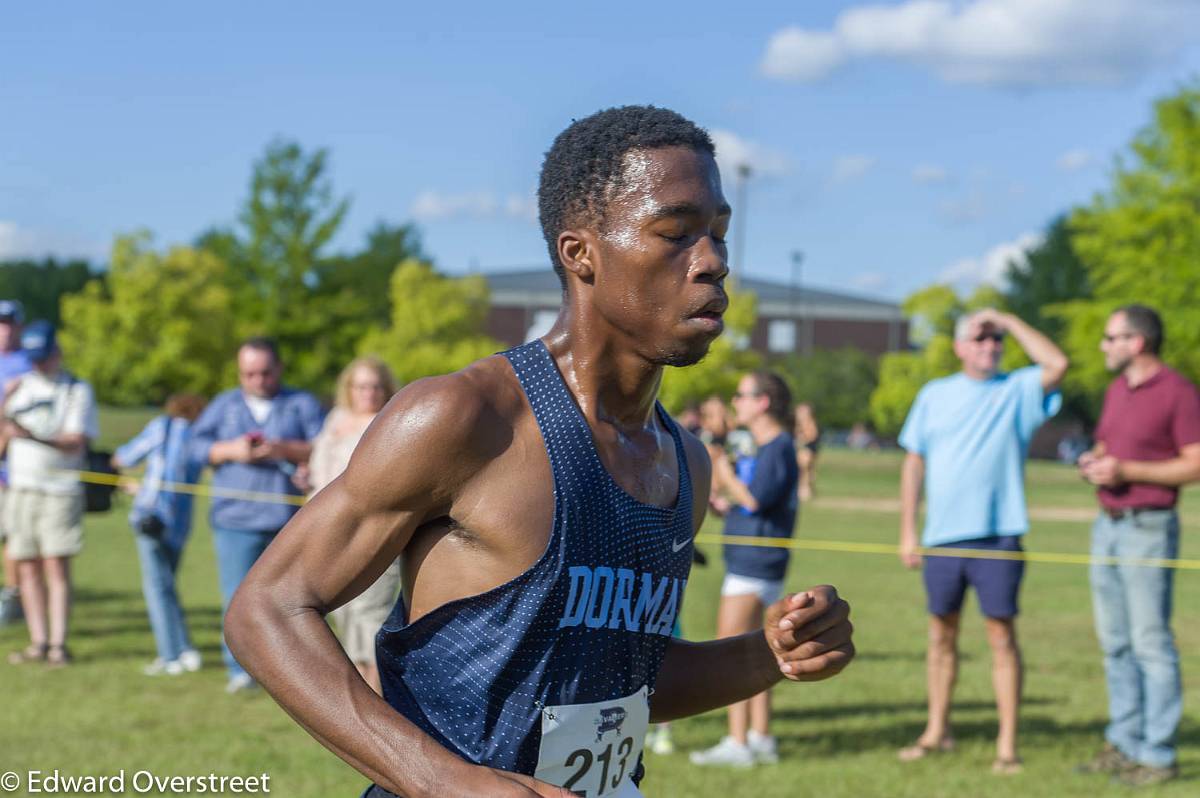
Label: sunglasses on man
xmin=972 ymin=333 xmax=1004 ymax=343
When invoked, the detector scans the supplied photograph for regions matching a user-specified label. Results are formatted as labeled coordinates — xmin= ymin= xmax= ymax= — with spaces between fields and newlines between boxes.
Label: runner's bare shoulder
xmin=339 ymin=354 xmax=524 ymax=514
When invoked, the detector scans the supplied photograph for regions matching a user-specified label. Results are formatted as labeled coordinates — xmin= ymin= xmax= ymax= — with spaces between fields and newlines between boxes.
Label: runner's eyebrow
xmin=646 ymin=202 xmax=732 ymax=222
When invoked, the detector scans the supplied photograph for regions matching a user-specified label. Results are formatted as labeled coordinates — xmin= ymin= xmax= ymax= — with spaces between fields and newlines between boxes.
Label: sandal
xmin=898 ymin=737 xmax=955 ymax=762
xmin=8 ymin=643 xmax=48 ymax=665
xmin=46 ymin=644 xmax=72 ymax=668
xmin=992 ymin=757 xmax=1023 ymax=775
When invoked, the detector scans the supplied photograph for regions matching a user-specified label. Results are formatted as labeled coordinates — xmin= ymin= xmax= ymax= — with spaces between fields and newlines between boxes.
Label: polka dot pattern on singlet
xmin=374 ymin=339 xmax=694 ymax=784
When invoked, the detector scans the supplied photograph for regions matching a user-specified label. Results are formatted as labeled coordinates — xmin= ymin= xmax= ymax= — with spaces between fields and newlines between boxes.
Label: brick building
xmin=482 ymin=268 xmax=909 ymax=357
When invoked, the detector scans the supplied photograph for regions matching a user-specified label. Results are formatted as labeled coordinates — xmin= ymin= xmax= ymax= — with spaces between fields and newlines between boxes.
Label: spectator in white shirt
xmin=1 ymin=321 xmax=98 ymax=668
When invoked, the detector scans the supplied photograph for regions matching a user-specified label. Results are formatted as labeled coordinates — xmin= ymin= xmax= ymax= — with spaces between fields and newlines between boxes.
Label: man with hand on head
xmin=1076 ymin=305 xmax=1200 ymax=788
xmin=897 ymin=308 xmax=1067 ymax=775
xmin=225 ymin=106 xmax=854 ymax=797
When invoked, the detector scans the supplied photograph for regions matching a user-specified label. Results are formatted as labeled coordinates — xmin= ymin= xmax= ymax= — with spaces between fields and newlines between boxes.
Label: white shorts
xmin=3 ymin=488 xmax=84 ymax=560
xmin=721 ymin=572 xmax=784 ymax=606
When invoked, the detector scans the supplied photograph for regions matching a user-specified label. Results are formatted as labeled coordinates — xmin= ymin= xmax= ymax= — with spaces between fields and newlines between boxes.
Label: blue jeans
xmin=134 ymin=529 xmax=193 ymax=663
xmin=1090 ymin=509 xmax=1182 ymax=768
xmin=212 ymin=526 xmax=277 ymax=679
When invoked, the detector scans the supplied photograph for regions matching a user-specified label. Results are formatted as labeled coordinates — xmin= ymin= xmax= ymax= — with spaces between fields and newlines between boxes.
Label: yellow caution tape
xmin=695 ymin=534 xmax=1200 ymax=571
xmin=62 ymin=469 xmax=1198 ymax=570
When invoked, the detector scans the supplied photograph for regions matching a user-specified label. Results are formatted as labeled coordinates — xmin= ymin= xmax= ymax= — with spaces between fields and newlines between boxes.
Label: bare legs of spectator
xmin=14 ymin=556 xmax=71 ymax=665
xmin=924 ymin=612 xmax=959 ymax=748
xmin=797 ymin=448 xmax=816 ymax=502
xmin=986 ymin=616 xmax=1022 ymax=769
xmin=902 ymin=612 xmax=1022 ymax=772
xmin=718 ymin=593 xmax=770 ymax=743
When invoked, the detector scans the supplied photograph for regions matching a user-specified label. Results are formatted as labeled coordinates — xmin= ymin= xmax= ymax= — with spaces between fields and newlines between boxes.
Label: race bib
xmin=534 ymin=686 xmax=649 ymax=797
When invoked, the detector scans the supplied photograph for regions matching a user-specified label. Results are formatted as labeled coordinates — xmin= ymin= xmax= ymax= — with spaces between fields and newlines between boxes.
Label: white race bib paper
xmin=534 ymin=686 xmax=649 ymax=797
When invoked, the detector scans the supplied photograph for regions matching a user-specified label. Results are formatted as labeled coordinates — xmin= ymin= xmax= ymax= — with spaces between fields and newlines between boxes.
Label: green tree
xmin=1004 ymin=215 xmax=1091 ymax=340
xmin=0 ymin=257 xmax=95 ymax=325
xmin=59 ymin=233 xmax=238 ymax=405
xmin=903 ymin=284 xmax=963 ymax=346
xmin=1055 ymin=82 xmax=1200 ymax=414
xmin=358 ymin=259 xmax=502 ymax=385
xmin=775 ymin=347 xmax=878 ymax=430
xmin=198 ymin=138 xmax=353 ymax=394
xmin=318 ymin=221 xmax=426 ymax=326
xmin=658 ymin=280 xmax=762 ymax=412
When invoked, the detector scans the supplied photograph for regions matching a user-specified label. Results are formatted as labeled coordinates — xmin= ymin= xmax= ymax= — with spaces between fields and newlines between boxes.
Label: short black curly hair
xmin=537 ymin=105 xmax=715 ymax=289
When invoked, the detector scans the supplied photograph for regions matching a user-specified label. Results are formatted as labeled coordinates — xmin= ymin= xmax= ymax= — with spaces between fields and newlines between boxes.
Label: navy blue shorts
xmin=923 ymin=535 xmax=1025 ymax=619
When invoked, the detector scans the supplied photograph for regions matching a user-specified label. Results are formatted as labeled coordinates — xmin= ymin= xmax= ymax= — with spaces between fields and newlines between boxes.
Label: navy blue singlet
xmin=367 ymin=340 xmax=694 ymax=795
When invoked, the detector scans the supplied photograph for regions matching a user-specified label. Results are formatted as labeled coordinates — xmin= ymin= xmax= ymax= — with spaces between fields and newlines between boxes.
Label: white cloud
xmin=411 ymin=190 xmax=536 ymax=222
xmin=761 ymin=28 xmax=845 ymax=82
xmin=912 ymin=163 xmax=949 ymax=184
xmin=1057 ymin=148 xmax=1094 ymax=172
xmin=0 ymin=221 xmax=104 ymax=261
xmin=831 ymin=154 xmax=876 ymax=184
xmin=709 ymin=129 xmax=791 ymax=184
xmin=760 ymin=0 xmax=1200 ymax=88
xmin=940 ymin=231 xmax=1042 ymax=288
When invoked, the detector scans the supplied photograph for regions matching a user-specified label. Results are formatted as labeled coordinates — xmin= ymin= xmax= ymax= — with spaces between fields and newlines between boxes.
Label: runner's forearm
xmin=648 ymin=633 xmax=781 ymax=722
xmin=225 ymin=595 xmax=469 ymax=798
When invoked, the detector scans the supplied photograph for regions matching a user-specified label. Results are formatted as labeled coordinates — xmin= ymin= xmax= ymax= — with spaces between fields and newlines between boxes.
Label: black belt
xmin=1103 ymin=506 xmax=1171 ymax=521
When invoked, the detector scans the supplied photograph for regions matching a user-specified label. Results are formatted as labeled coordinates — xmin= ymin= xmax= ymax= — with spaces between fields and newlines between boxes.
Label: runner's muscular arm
xmin=225 ymin=373 xmax=571 ymax=798
xmin=649 ymin=435 xmax=854 ymax=723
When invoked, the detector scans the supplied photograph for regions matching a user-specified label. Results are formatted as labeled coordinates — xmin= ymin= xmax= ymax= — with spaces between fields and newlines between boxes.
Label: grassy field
xmin=2 ymin=420 xmax=1198 ymax=797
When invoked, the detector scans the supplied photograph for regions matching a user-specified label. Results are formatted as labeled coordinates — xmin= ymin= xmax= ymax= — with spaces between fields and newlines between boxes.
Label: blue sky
xmin=3 ymin=0 xmax=1200 ymax=301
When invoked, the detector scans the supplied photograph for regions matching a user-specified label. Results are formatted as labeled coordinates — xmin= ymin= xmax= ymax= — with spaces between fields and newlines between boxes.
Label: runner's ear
xmin=557 ymin=229 xmax=595 ymax=284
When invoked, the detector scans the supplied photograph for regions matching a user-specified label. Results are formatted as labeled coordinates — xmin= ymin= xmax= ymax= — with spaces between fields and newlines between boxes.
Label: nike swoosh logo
xmin=672 ymin=536 xmax=692 ymax=553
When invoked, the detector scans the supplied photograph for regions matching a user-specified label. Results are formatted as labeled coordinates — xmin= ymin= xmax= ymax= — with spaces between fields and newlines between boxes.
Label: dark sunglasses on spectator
xmin=973 ymin=333 xmax=1004 ymax=343
xmin=732 ymin=391 xmax=761 ymax=399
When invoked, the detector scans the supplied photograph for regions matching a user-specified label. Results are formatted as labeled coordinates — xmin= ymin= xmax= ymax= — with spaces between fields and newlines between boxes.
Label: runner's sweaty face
xmin=588 ymin=146 xmax=730 ymax=367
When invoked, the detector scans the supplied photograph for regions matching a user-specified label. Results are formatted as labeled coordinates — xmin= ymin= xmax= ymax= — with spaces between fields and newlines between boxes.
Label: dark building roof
xmin=481 ymin=267 xmax=903 ymax=322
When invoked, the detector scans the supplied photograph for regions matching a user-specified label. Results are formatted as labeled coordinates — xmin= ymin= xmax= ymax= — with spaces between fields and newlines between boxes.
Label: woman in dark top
xmin=690 ymin=371 xmax=799 ymax=768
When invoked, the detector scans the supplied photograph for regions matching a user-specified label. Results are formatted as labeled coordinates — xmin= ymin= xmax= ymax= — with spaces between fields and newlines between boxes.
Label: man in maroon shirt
xmin=1076 ymin=304 xmax=1200 ymax=787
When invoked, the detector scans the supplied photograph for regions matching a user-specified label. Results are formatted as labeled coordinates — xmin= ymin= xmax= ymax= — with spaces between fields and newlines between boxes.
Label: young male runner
xmin=226 ymin=106 xmax=855 ymax=797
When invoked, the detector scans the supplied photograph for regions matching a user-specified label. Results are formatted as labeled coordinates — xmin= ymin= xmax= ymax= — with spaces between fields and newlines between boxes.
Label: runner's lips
xmin=688 ymin=297 xmax=728 ymax=320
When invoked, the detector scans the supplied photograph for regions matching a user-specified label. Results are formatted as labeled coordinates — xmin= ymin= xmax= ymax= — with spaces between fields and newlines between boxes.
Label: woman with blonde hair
xmin=307 ymin=356 xmax=400 ymax=693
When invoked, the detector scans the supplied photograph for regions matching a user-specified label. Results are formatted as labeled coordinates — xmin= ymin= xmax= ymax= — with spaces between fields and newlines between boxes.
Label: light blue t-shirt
xmin=899 ymin=366 xmax=1061 ymax=546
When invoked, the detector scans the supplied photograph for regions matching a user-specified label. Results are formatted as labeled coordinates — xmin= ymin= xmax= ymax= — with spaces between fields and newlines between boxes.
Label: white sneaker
xmin=178 ymin=649 xmax=202 ymax=672
xmin=143 ymin=658 xmax=184 ymax=676
xmin=689 ymin=737 xmax=755 ymax=768
xmin=225 ymin=673 xmax=258 ymax=694
xmin=646 ymin=727 xmax=675 ymax=755
xmin=748 ymin=731 xmax=779 ymax=764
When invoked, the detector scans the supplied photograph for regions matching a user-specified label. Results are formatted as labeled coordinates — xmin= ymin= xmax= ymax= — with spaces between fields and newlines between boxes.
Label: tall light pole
xmin=733 ymin=163 xmax=752 ymax=280
xmin=791 ymin=250 xmax=804 ymax=355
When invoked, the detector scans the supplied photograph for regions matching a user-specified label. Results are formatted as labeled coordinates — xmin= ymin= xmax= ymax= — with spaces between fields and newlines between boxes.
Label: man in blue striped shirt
xmin=190 ymin=337 xmax=323 ymax=692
